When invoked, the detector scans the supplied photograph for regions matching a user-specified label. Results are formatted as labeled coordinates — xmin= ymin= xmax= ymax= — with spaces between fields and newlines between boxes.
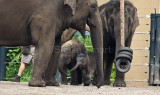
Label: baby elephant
xmin=70 ymin=52 xmax=97 ymax=86
xmin=58 ymin=39 xmax=96 ymax=86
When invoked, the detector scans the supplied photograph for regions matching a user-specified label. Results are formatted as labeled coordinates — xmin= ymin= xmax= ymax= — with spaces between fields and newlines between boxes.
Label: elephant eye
xmin=91 ymin=5 xmax=96 ymax=9
xmin=90 ymin=5 xmax=96 ymax=13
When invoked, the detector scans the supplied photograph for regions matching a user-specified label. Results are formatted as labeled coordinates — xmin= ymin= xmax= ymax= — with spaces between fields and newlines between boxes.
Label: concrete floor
xmin=0 ymin=81 xmax=160 ymax=95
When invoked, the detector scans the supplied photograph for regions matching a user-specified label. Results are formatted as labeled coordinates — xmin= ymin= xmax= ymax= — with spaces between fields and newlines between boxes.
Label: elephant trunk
xmin=70 ymin=62 xmax=82 ymax=72
xmin=58 ymin=62 xmax=68 ymax=77
xmin=87 ymin=9 xmax=104 ymax=88
xmin=58 ymin=68 xmax=68 ymax=77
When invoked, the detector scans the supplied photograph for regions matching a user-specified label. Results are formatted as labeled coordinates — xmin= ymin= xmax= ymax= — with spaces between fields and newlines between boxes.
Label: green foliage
xmin=6 ymin=48 xmax=32 ymax=82
xmin=73 ymin=34 xmax=93 ymax=52
xmin=20 ymin=64 xmax=32 ymax=82
xmin=110 ymin=64 xmax=116 ymax=84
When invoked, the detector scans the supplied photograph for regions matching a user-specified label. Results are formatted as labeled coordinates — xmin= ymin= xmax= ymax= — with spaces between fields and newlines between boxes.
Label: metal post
xmin=154 ymin=17 xmax=160 ymax=84
xmin=120 ymin=0 xmax=125 ymax=47
xmin=149 ymin=14 xmax=156 ymax=85
xmin=0 ymin=47 xmax=7 ymax=81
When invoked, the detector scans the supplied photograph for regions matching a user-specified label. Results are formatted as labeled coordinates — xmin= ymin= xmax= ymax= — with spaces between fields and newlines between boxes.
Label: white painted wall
xmin=159 ymin=0 xmax=160 ymax=13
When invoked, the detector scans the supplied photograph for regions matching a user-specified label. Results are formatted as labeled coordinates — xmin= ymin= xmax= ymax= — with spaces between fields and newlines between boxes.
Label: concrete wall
xmin=97 ymin=0 xmax=159 ymax=86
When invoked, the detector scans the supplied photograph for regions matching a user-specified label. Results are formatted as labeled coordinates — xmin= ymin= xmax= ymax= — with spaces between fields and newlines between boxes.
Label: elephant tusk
xmin=85 ymin=24 xmax=90 ymax=32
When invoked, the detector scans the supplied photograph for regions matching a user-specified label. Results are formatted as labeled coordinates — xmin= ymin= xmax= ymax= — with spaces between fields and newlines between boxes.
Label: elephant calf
xmin=58 ymin=39 xmax=96 ymax=86
xmin=70 ymin=52 xmax=97 ymax=86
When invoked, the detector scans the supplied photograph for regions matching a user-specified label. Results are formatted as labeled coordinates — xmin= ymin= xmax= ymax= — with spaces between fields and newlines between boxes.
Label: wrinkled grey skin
xmin=0 ymin=0 xmax=103 ymax=87
xmin=59 ymin=39 xmax=96 ymax=86
xmin=99 ymin=0 xmax=139 ymax=87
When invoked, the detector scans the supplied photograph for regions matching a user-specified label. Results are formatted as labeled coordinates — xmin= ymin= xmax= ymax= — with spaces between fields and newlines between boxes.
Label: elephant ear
xmin=100 ymin=8 xmax=108 ymax=32
xmin=64 ymin=0 xmax=77 ymax=15
xmin=131 ymin=8 xmax=139 ymax=32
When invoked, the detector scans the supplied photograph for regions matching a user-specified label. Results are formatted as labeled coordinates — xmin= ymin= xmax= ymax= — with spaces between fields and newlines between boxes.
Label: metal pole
xmin=154 ymin=16 xmax=160 ymax=84
xmin=120 ymin=0 xmax=125 ymax=47
xmin=0 ymin=47 xmax=7 ymax=81
xmin=149 ymin=14 xmax=156 ymax=85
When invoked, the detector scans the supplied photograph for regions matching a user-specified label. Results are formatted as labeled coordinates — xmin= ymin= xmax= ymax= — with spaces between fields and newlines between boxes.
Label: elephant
xmin=99 ymin=0 xmax=139 ymax=87
xmin=0 ymin=0 xmax=104 ymax=87
xmin=58 ymin=39 xmax=97 ymax=86
xmin=60 ymin=0 xmax=139 ymax=87
xmin=70 ymin=52 xmax=97 ymax=86
xmin=58 ymin=38 xmax=85 ymax=85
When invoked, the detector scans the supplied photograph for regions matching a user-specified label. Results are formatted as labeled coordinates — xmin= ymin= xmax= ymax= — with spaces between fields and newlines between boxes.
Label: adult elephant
xmin=0 ymin=0 xmax=103 ymax=87
xmin=61 ymin=0 xmax=139 ymax=87
xmin=99 ymin=0 xmax=139 ymax=87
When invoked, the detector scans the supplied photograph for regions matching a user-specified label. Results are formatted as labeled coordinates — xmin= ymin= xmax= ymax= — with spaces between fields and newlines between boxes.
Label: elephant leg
xmin=113 ymin=71 xmax=126 ymax=87
xmin=61 ymin=65 xmax=68 ymax=85
xmin=103 ymin=37 xmax=115 ymax=85
xmin=113 ymin=34 xmax=133 ymax=87
xmin=92 ymin=72 xmax=97 ymax=85
xmin=28 ymin=36 xmax=55 ymax=87
xmin=81 ymin=69 xmax=91 ymax=86
xmin=112 ymin=35 xmax=126 ymax=87
xmin=28 ymin=21 xmax=55 ymax=87
xmin=104 ymin=52 xmax=115 ymax=85
xmin=44 ymin=37 xmax=61 ymax=86
xmin=77 ymin=68 xmax=82 ymax=84
xmin=70 ymin=69 xmax=81 ymax=85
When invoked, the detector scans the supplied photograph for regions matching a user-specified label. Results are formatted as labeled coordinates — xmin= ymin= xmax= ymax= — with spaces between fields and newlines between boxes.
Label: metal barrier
xmin=0 ymin=47 xmax=62 ymax=82
xmin=149 ymin=13 xmax=160 ymax=85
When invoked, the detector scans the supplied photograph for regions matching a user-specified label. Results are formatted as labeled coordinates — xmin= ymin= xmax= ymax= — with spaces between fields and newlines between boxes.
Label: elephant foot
xmin=84 ymin=81 xmax=91 ymax=86
xmin=113 ymin=81 xmax=126 ymax=87
xmin=70 ymin=82 xmax=78 ymax=85
xmin=45 ymin=80 xmax=60 ymax=86
xmin=84 ymin=84 xmax=89 ymax=86
xmin=61 ymin=81 xmax=68 ymax=85
xmin=28 ymin=78 xmax=46 ymax=87
xmin=104 ymin=81 xmax=111 ymax=85
xmin=92 ymin=79 xmax=97 ymax=85
xmin=92 ymin=81 xmax=97 ymax=86
xmin=96 ymin=79 xmax=104 ymax=88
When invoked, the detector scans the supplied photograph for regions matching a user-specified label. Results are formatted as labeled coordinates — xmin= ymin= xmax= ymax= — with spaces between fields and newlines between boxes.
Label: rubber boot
xmin=11 ymin=75 xmax=21 ymax=82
